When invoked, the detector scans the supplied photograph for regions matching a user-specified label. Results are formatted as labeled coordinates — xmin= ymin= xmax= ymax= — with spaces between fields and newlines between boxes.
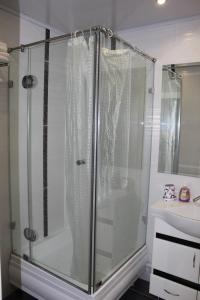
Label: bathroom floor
xmin=4 ymin=279 xmax=159 ymax=300
xmin=121 ymin=279 xmax=158 ymax=299
xmin=4 ymin=289 xmax=36 ymax=300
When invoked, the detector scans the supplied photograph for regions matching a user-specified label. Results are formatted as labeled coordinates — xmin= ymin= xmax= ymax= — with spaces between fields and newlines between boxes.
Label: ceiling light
xmin=156 ymin=0 xmax=166 ymax=5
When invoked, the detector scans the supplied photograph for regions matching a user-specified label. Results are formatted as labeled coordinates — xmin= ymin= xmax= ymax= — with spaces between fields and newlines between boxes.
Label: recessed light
xmin=156 ymin=0 xmax=166 ymax=5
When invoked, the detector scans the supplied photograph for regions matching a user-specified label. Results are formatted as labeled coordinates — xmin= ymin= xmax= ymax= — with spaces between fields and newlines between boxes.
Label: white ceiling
xmin=1 ymin=0 xmax=200 ymax=33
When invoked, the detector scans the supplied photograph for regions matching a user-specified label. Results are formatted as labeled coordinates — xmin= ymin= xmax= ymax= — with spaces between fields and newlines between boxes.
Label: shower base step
xmin=4 ymin=280 xmax=159 ymax=300
xmin=9 ymin=246 xmax=147 ymax=300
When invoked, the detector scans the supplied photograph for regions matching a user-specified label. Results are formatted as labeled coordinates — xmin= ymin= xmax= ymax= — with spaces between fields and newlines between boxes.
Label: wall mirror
xmin=158 ymin=62 xmax=200 ymax=177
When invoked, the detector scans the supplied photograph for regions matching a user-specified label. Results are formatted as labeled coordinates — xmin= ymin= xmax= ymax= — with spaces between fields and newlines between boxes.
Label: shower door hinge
xmin=24 ymin=228 xmax=37 ymax=242
xmin=23 ymin=254 xmax=30 ymax=261
xmin=148 ymin=87 xmax=154 ymax=95
xmin=8 ymin=80 xmax=14 ymax=88
xmin=76 ymin=159 xmax=86 ymax=166
xmin=95 ymin=280 xmax=103 ymax=289
xmin=10 ymin=221 xmax=16 ymax=230
xmin=22 ymin=75 xmax=36 ymax=89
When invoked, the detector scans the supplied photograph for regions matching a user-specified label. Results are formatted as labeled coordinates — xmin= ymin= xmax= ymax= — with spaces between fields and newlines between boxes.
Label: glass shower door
xmin=26 ymin=36 xmax=95 ymax=291
xmin=9 ymin=48 xmax=30 ymax=258
xmin=94 ymin=33 xmax=154 ymax=288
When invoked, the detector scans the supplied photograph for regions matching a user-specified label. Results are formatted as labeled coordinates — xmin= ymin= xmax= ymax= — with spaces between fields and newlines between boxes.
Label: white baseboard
xmin=139 ymin=262 xmax=151 ymax=282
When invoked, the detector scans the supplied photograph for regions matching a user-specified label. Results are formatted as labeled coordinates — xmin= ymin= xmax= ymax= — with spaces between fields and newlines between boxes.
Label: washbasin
xmin=151 ymin=200 xmax=200 ymax=238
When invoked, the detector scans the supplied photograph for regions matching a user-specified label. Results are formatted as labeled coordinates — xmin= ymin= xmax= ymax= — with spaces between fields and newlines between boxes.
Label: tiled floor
xmin=121 ymin=279 xmax=158 ymax=299
xmin=4 ymin=279 xmax=158 ymax=300
xmin=4 ymin=289 xmax=37 ymax=300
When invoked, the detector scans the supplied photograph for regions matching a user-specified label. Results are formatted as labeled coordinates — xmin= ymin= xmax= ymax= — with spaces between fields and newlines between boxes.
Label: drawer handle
xmin=193 ymin=253 xmax=196 ymax=268
xmin=164 ymin=289 xmax=180 ymax=297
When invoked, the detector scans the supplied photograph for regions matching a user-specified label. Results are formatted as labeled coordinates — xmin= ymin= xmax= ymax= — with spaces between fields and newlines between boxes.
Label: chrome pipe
xmin=88 ymin=29 xmax=101 ymax=294
xmin=112 ymin=34 xmax=156 ymax=62
xmin=8 ymin=25 xmax=156 ymax=63
xmin=8 ymin=26 xmax=105 ymax=53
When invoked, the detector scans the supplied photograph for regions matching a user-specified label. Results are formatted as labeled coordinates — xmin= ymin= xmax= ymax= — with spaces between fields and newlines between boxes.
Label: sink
xmin=151 ymin=201 xmax=200 ymax=238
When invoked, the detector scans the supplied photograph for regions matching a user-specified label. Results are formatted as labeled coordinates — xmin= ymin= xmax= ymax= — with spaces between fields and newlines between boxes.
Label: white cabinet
xmin=150 ymin=274 xmax=197 ymax=300
xmin=153 ymin=238 xmax=200 ymax=283
xmin=150 ymin=218 xmax=200 ymax=300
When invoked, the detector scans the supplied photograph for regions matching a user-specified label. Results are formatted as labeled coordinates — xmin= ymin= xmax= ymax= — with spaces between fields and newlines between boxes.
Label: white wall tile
xmin=0 ymin=67 xmax=11 ymax=298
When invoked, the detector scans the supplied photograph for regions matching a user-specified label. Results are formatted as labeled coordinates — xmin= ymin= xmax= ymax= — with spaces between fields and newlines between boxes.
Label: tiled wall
xmin=0 ymin=66 xmax=10 ymax=298
xmin=119 ymin=15 xmax=200 ymax=279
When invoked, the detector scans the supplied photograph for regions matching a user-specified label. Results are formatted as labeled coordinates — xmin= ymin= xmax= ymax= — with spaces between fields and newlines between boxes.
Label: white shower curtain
xmin=65 ymin=35 xmax=94 ymax=284
xmin=97 ymin=47 xmax=147 ymax=267
xmin=98 ymin=48 xmax=134 ymax=201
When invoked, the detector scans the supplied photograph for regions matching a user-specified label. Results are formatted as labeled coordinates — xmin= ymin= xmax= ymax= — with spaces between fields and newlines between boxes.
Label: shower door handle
xmin=76 ymin=159 xmax=86 ymax=166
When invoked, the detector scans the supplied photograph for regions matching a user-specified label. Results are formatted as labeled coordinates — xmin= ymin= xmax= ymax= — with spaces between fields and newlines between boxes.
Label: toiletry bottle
xmin=179 ymin=186 xmax=190 ymax=202
xmin=163 ymin=184 xmax=176 ymax=201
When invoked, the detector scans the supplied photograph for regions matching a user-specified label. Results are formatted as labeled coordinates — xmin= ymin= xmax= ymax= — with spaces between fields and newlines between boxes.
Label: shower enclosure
xmin=8 ymin=26 xmax=155 ymax=299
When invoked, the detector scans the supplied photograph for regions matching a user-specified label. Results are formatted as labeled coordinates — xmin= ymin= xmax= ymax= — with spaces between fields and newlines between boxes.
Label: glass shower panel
xmin=95 ymin=34 xmax=154 ymax=288
xmin=28 ymin=40 xmax=70 ymax=283
xmin=28 ymin=35 xmax=94 ymax=291
xmin=61 ymin=34 xmax=94 ymax=290
xmin=9 ymin=49 xmax=30 ymax=257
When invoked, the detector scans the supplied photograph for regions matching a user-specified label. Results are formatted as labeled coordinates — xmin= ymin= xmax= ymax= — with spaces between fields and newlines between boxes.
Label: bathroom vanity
xmin=150 ymin=201 xmax=200 ymax=299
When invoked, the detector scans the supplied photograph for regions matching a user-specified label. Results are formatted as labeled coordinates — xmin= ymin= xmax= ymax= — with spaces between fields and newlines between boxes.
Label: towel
xmin=0 ymin=52 xmax=9 ymax=58
xmin=0 ymin=42 xmax=7 ymax=53
xmin=0 ymin=52 xmax=9 ymax=63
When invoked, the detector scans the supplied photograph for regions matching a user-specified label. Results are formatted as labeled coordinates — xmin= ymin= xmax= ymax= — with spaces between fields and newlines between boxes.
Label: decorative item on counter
xmin=179 ymin=186 xmax=190 ymax=202
xmin=163 ymin=184 xmax=176 ymax=201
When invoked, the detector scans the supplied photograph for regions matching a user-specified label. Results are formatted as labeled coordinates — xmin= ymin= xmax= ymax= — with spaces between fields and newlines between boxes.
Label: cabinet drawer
xmin=150 ymin=274 xmax=197 ymax=300
xmin=197 ymin=291 xmax=200 ymax=300
xmin=152 ymin=237 xmax=200 ymax=283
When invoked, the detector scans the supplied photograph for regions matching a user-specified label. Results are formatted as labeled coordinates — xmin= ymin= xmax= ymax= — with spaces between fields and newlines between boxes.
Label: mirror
xmin=158 ymin=63 xmax=200 ymax=177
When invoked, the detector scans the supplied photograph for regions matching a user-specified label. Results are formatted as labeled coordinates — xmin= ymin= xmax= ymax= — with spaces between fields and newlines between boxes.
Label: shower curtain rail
xmin=163 ymin=66 xmax=182 ymax=78
xmin=8 ymin=25 xmax=156 ymax=62
xmin=113 ymin=34 xmax=157 ymax=63
xmin=8 ymin=26 xmax=112 ymax=53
